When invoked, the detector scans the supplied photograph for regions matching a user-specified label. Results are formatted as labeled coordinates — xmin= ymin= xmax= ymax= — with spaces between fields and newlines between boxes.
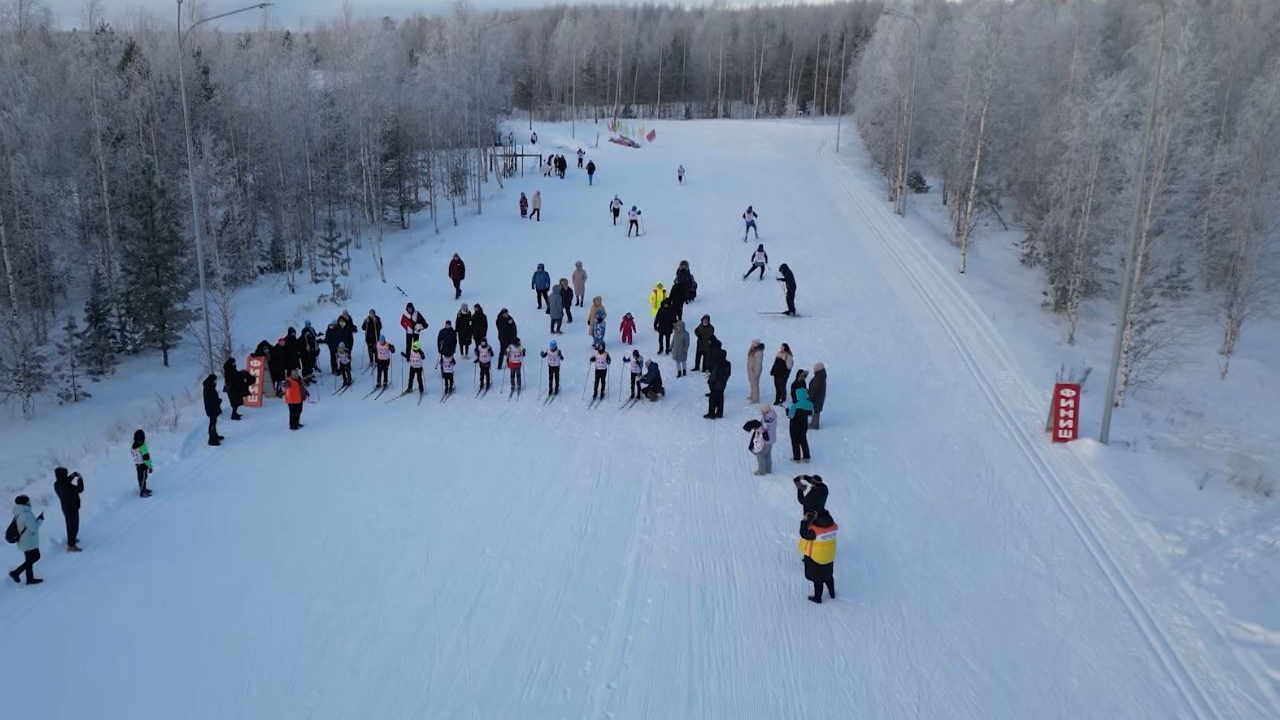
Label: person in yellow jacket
xmin=798 ymin=509 xmax=837 ymax=603
xmin=648 ymin=282 xmax=666 ymax=317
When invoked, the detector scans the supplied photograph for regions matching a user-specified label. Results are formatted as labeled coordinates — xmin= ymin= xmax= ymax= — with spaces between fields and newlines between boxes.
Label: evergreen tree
xmin=317 ymin=213 xmax=351 ymax=303
xmin=120 ymin=157 xmax=197 ymax=367
xmin=0 ymin=340 xmax=47 ymax=420
xmin=81 ymin=269 xmax=118 ymax=376
xmin=56 ymin=315 xmax=90 ymax=404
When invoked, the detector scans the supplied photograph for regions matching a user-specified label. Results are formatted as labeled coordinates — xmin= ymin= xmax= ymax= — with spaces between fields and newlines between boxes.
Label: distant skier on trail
xmin=131 ymin=429 xmax=153 ymax=497
xmin=677 ymin=164 xmax=685 ymax=184
xmin=743 ymin=206 xmax=759 ymax=240
xmin=336 ymin=343 xmax=352 ymax=387
xmin=609 ymin=195 xmax=623 ymax=226
xmin=440 ymin=353 xmax=456 ymax=394
xmin=627 ymin=206 xmax=642 ymax=237
xmin=777 ymin=263 xmax=798 ymax=315
xmin=744 ymin=244 xmax=769 ymax=280
xmin=541 ymin=340 xmax=563 ymax=395
xmin=375 ymin=335 xmax=394 ymax=389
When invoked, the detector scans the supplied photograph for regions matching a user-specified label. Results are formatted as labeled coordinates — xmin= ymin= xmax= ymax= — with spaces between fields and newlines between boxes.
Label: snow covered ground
xmin=1 ymin=119 xmax=1276 ymax=719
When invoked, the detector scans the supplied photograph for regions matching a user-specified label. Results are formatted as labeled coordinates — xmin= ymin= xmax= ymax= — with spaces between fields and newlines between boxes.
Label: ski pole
xmin=582 ymin=365 xmax=591 ymax=399
xmin=538 ymin=358 xmax=544 ymax=394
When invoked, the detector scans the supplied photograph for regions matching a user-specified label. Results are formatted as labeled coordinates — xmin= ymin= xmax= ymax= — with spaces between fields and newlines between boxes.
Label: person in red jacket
xmin=448 ymin=253 xmax=466 ymax=299
xmin=619 ymin=312 xmax=637 ymax=345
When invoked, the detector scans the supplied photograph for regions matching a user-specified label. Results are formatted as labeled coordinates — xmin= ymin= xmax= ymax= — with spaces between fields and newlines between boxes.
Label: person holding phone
xmin=9 ymin=495 xmax=44 ymax=585
xmin=54 ymin=467 xmax=85 ymax=552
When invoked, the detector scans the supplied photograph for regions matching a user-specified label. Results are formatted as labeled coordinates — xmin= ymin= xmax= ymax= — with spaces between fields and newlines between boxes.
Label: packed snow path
xmin=1 ymin=121 xmax=1268 ymax=719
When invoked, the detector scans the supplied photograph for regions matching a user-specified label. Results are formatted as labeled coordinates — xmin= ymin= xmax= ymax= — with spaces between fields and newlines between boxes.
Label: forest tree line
xmin=853 ymin=0 xmax=1280 ymax=404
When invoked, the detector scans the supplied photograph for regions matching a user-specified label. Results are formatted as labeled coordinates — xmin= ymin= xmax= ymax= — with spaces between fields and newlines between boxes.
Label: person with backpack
xmin=7 ymin=495 xmax=44 ymax=585
xmin=448 ymin=253 xmax=466 ymax=299
xmin=203 ymin=374 xmax=224 ymax=447
xmin=222 ymin=358 xmax=250 ymax=420
xmin=586 ymin=160 xmax=596 ymax=185
xmin=743 ymin=420 xmax=771 ymax=476
xmin=53 ymin=467 xmax=85 ymax=552
xmin=131 ymin=429 xmax=153 ymax=497
xmin=744 ymin=244 xmax=769 ymax=280
xmin=798 ymin=508 xmax=838 ymax=603
xmin=742 ymin=206 xmax=759 ymax=240
xmin=540 ymin=340 xmax=563 ymax=395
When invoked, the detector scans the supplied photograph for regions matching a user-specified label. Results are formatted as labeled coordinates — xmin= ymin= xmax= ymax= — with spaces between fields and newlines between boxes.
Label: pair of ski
xmin=362 ymin=386 xmax=389 ymax=401
xmin=542 ymin=391 xmax=560 ymax=405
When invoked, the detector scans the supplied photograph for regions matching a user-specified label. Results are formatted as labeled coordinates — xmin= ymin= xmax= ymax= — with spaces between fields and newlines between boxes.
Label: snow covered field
xmin=2 ymin=120 xmax=1276 ymax=719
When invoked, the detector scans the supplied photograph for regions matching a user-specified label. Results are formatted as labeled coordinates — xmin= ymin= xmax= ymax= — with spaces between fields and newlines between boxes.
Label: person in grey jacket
xmin=547 ymin=281 xmax=565 ymax=334
xmin=8 ymin=495 xmax=44 ymax=585
xmin=670 ymin=320 xmax=690 ymax=377
xmin=746 ymin=339 xmax=765 ymax=403
xmin=808 ymin=362 xmax=827 ymax=429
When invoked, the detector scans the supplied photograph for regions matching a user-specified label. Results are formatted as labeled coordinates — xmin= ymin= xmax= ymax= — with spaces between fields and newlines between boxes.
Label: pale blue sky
xmin=48 ymin=0 xmax=741 ymax=30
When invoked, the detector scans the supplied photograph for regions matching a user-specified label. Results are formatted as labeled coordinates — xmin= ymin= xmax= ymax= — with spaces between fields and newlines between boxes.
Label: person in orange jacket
xmin=284 ymin=369 xmax=307 ymax=430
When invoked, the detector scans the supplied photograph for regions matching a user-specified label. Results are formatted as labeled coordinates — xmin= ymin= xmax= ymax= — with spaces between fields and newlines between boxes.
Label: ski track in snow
xmin=0 ymin=120 xmax=1271 ymax=719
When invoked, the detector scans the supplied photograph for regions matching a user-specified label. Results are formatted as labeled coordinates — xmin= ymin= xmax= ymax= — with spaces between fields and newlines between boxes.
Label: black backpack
xmin=4 ymin=519 xmax=19 ymax=544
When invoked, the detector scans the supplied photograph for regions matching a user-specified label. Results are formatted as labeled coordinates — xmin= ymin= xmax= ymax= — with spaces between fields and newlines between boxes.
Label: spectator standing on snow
xmin=788 ymin=388 xmax=814 ymax=462
xmin=627 ymin=206 xmax=642 ymax=237
xmin=401 ymin=303 xmax=427 ymax=351
xmin=548 ymin=282 xmax=565 ymax=334
xmin=519 ymin=192 xmax=529 ymax=218
xmin=576 ymin=148 xmax=585 ymax=168
xmin=746 ymin=339 xmax=765 ymax=403
xmin=693 ymin=315 xmax=716 ymax=372
xmin=743 ymin=206 xmax=759 ymax=240
xmin=284 ymin=369 xmax=307 ymax=430
xmin=530 ymin=131 xmax=538 ymax=145
xmin=671 ymin=320 xmax=690 ymax=377
xmin=648 ymin=282 xmax=666 ymax=318
xmin=532 ymin=264 xmax=552 ymax=309
xmin=203 ymin=374 xmax=224 ymax=446
xmin=609 ymin=195 xmax=623 ymax=225
xmin=437 ymin=321 xmax=458 ymax=358
xmin=456 ymin=305 xmax=474 ymax=358
xmin=53 ymin=468 xmax=84 ymax=552
xmin=471 ymin=304 xmax=489 ymax=346
xmin=771 ymin=343 xmax=794 ymax=405
xmin=654 ymin=299 xmax=676 ymax=355
xmin=795 ymin=474 xmax=828 ymax=513
xmin=744 ymin=244 xmax=769 ymax=280
xmin=761 ymin=404 xmax=779 ymax=462
xmin=8 ymin=495 xmax=44 ymax=585
xmin=777 ymin=263 xmax=798 ymax=315
xmin=558 ymin=278 xmax=575 ymax=324
xmin=530 ymin=190 xmax=542 ymax=221
xmin=223 ymin=358 xmax=249 ymax=420
xmin=790 ymin=368 xmax=809 ymax=404
xmin=572 ymin=262 xmax=588 ymax=307
xmin=808 ymin=363 xmax=827 ymax=429
xmin=362 ymin=310 xmax=383 ymax=366
xmin=705 ymin=352 xmax=731 ymax=419
xmin=586 ymin=160 xmax=596 ymax=185
xmin=586 ymin=296 xmax=607 ymax=334
xmin=131 ymin=429 xmax=153 ymax=497
xmin=744 ymin=420 xmax=771 ymax=476
xmin=798 ymin=508 xmax=837 ymax=603
xmin=619 ymin=313 xmax=637 ymax=346
xmin=496 ymin=309 xmax=518 ymax=368
xmin=449 ymin=254 xmax=466 ymax=299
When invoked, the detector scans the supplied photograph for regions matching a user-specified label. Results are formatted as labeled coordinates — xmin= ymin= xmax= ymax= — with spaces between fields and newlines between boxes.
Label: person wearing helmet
xmin=540 ymin=340 xmax=564 ymax=395
xmin=406 ymin=340 xmax=427 ymax=394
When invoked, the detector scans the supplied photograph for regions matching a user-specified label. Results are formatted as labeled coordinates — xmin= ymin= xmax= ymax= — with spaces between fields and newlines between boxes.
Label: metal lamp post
xmin=176 ymin=0 xmax=272 ymax=374
xmin=883 ymin=10 xmax=920 ymax=216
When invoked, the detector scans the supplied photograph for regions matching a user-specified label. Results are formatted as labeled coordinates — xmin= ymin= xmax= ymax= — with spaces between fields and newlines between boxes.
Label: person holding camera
xmin=8 ymin=495 xmax=44 ymax=585
xmin=54 ymin=467 xmax=85 ymax=552
xmin=794 ymin=475 xmax=828 ymax=514
xmin=798 ymin=508 xmax=838 ymax=604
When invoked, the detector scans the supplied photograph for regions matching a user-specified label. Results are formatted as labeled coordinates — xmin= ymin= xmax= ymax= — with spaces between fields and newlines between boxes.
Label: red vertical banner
xmin=245 ymin=355 xmax=266 ymax=408
xmin=1051 ymin=383 xmax=1081 ymax=443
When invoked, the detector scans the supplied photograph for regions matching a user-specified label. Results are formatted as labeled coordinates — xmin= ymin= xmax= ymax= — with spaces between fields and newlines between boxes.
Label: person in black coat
xmin=203 ymin=374 xmax=223 ymax=446
xmin=323 ymin=321 xmax=343 ymax=374
xmin=794 ymin=474 xmax=828 ymax=514
xmin=437 ymin=321 xmax=458 ymax=357
xmin=334 ymin=312 xmax=357 ymax=359
xmin=653 ymin=299 xmax=676 ymax=355
xmin=268 ymin=338 xmax=288 ymax=396
xmin=495 ymin=309 xmax=518 ymax=366
xmin=223 ymin=357 xmax=249 ymax=420
xmin=456 ymin=305 xmax=474 ymax=358
xmin=668 ymin=279 xmax=687 ymax=322
xmin=282 ymin=327 xmax=302 ymax=375
xmin=361 ymin=310 xmax=383 ymax=366
xmin=471 ymin=304 xmax=490 ymax=345
xmin=777 ymin=263 xmax=797 ymax=315
xmin=704 ymin=356 xmax=731 ymax=419
xmin=53 ymin=467 xmax=84 ymax=552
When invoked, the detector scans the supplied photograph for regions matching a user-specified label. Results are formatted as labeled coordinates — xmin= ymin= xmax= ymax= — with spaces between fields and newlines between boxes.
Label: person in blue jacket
xmin=9 ymin=495 xmax=44 ymax=585
xmin=531 ymin=263 xmax=552 ymax=310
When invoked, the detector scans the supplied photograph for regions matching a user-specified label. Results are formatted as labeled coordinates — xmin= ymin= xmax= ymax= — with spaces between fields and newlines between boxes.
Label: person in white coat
xmin=9 ymin=495 xmax=45 ymax=585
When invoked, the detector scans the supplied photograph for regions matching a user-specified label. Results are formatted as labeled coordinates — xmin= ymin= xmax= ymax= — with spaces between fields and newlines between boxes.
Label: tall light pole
xmin=1100 ymin=2 xmax=1167 ymax=445
xmin=176 ymin=0 xmax=272 ymax=374
xmin=834 ymin=29 xmax=848 ymax=153
xmin=883 ymin=10 xmax=920 ymax=216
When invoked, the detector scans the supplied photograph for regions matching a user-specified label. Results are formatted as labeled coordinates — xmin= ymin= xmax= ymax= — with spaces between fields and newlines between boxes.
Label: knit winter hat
xmin=379 ymin=334 xmax=386 ymax=342
xmin=412 ymin=340 xmax=422 ymax=350
xmin=14 ymin=494 xmax=29 ymax=506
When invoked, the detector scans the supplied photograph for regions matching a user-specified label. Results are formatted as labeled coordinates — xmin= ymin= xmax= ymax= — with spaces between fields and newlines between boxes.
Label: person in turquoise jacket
xmin=9 ymin=495 xmax=44 ymax=585
xmin=787 ymin=387 xmax=813 ymax=462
